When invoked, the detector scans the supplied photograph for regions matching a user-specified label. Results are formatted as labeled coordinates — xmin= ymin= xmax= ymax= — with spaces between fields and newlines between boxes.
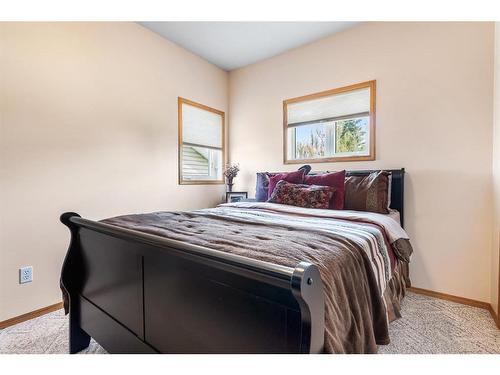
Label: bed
xmin=60 ymin=168 xmax=411 ymax=354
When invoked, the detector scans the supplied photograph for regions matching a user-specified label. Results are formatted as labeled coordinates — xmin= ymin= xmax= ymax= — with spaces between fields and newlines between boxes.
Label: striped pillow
xmin=344 ymin=171 xmax=390 ymax=214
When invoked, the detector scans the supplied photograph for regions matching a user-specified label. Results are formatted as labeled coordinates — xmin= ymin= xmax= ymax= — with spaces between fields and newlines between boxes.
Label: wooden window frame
xmin=178 ymin=97 xmax=226 ymax=185
xmin=283 ymin=80 xmax=376 ymax=164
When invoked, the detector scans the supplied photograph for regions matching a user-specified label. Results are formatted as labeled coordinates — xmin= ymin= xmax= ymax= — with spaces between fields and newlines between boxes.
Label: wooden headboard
xmin=345 ymin=168 xmax=405 ymax=228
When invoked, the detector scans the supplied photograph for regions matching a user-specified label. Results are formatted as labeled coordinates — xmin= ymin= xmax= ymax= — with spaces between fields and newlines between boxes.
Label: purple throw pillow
xmin=267 ymin=181 xmax=335 ymax=209
xmin=267 ymin=169 xmax=306 ymax=198
xmin=303 ymin=170 xmax=346 ymax=210
xmin=255 ymin=165 xmax=311 ymax=202
xmin=255 ymin=172 xmax=273 ymax=202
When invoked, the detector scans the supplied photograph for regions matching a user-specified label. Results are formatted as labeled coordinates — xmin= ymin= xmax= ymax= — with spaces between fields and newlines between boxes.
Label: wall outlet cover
xmin=19 ymin=266 xmax=33 ymax=284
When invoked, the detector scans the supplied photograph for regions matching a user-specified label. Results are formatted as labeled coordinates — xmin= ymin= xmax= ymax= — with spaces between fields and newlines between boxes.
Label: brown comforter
xmin=99 ymin=203 xmax=412 ymax=353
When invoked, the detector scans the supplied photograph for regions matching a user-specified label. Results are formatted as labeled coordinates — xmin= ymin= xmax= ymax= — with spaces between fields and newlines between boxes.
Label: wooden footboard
xmin=60 ymin=212 xmax=325 ymax=354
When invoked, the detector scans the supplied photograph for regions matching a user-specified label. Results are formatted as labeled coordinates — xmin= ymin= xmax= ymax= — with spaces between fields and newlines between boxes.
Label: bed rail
xmin=60 ymin=212 xmax=325 ymax=354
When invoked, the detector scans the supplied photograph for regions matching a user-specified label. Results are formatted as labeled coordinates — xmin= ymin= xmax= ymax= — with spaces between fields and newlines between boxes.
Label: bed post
xmin=291 ymin=261 xmax=325 ymax=353
xmin=60 ymin=212 xmax=91 ymax=354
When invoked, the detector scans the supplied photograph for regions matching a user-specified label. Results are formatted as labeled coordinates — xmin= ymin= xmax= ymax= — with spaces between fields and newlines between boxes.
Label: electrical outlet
xmin=19 ymin=266 xmax=33 ymax=284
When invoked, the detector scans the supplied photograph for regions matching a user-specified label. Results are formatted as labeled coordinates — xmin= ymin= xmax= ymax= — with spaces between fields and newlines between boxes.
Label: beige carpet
xmin=1 ymin=292 xmax=499 ymax=354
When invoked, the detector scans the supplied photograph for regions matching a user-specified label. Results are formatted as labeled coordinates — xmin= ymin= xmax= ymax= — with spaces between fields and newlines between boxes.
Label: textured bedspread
xmin=101 ymin=202 xmax=413 ymax=353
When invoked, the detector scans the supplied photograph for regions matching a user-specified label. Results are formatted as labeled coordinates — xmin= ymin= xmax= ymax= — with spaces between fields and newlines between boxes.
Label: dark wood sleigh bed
xmin=60 ymin=168 xmax=405 ymax=354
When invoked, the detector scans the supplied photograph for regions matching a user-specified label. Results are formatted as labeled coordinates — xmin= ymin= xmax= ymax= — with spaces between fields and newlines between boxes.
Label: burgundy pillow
xmin=267 ymin=169 xmax=306 ymax=198
xmin=304 ymin=170 xmax=346 ymax=210
xmin=267 ymin=180 xmax=335 ymax=209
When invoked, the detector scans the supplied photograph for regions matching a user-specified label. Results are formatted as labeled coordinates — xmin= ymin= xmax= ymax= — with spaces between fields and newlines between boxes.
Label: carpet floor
xmin=1 ymin=292 xmax=499 ymax=354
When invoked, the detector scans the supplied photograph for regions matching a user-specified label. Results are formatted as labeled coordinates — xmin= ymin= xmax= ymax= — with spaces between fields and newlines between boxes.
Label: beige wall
xmin=1 ymin=21 xmax=498 ymax=322
xmin=229 ymin=22 xmax=495 ymax=303
xmin=0 ymin=23 xmax=229 ymax=321
xmin=492 ymin=23 xmax=500 ymax=316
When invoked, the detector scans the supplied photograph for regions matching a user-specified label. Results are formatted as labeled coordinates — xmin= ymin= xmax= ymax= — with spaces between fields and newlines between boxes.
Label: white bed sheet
xmin=219 ymin=201 xmax=409 ymax=242
xmin=387 ymin=209 xmax=401 ymax=225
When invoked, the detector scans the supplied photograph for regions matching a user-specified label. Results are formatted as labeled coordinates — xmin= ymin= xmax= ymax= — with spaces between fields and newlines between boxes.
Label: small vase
xmin=226 ymin=177 xmax=234 ymax=192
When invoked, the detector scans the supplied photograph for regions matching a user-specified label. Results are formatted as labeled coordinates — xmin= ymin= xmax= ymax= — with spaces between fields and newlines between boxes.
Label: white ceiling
xmin=138 ymin=22 xmax=359 ymax=71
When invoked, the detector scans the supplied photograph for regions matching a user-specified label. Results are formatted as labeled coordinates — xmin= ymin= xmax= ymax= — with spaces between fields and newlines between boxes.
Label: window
xmin=178 ymin=97 xmax=225 ymax=184
xmin=283 ymin=81 xmax=376 ymax=163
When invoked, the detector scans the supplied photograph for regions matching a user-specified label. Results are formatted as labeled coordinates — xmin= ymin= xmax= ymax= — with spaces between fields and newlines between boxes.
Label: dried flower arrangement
xmin=223 ymin=163 xmax=240 ymax=191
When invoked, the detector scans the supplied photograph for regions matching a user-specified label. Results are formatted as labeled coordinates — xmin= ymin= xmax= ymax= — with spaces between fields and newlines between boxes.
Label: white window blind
xmin=182 ymin=104 xmax=223 ymax=148
xmin=287 ymin=87 xmax=370 ymax=126
xmin=179 ymin=99 xmax=224 ymax=183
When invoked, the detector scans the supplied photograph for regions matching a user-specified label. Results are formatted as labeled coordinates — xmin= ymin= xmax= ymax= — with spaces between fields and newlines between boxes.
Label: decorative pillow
xmin=386 ymin=173 xmax=393 ymax=211
xmin=344 ymin=171 xmax=391 ymax=214
xmin=267 ymin=169 xmax=306 ymax=199
xmin=255 ymin=173 xmax=272 ymax=202
xmin=267 ymin=180 xmax=335 ymax=209
xmin=303 ymin=170 xmax=346 ymax=210
xmin=255 ymin=165 xmax=311 ymax=202
xmin=298 ymin=164 xmax=312 ymax=175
